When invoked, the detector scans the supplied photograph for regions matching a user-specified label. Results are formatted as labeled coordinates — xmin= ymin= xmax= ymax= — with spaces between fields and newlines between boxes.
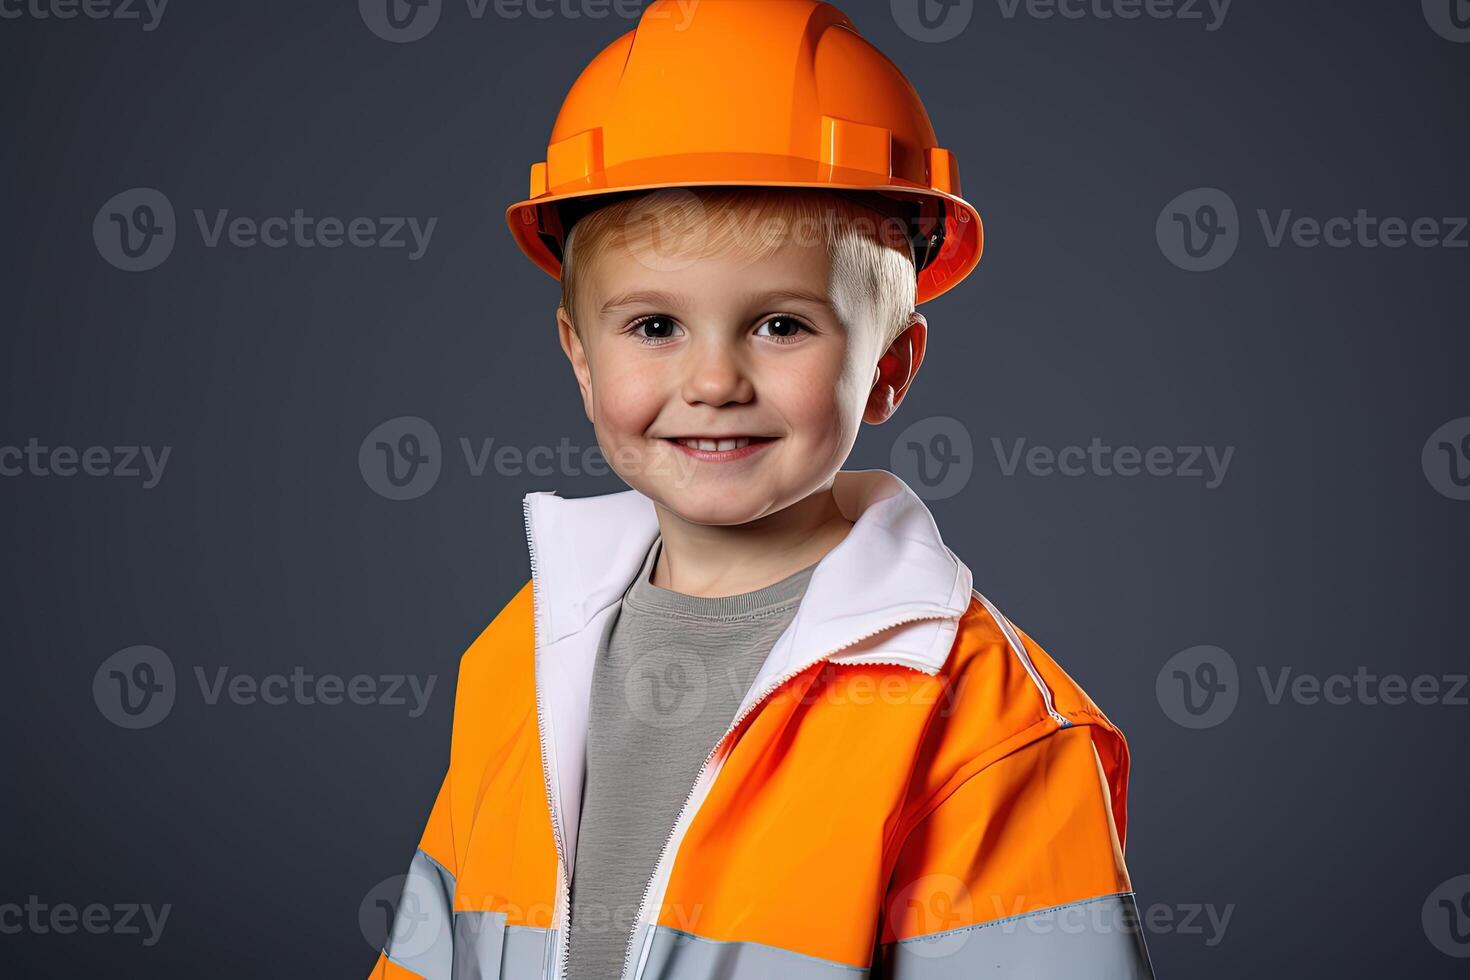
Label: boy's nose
xmin=680 ymin=344 xmax=755 ymax=407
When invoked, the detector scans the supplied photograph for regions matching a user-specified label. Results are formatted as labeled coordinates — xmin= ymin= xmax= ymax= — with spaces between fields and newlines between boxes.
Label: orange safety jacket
xmin=369 ymin=469 xmax=1155 ymax=979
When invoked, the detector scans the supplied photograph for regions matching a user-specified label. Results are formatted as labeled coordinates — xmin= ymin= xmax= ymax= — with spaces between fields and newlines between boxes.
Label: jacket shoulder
xmin=448 ymin=578 xmax=536 ymax=752
xmin=920 ymin=592 xmax=1133 ymax=839
xmin=946 ymin=591 xmax=1125 ymax=743
xmin=458 ymin=577 xmax=535 ymax=678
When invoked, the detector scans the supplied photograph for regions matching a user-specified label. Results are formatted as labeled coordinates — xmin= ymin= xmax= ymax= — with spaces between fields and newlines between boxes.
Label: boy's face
xmin=557 ymin=224 xmax=926 ymax=527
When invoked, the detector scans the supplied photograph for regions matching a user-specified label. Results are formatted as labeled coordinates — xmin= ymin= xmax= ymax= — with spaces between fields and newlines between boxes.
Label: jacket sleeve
xmin=368 ymin=580 xmax=534 ymax=979
xmin=873 ymin=723 xmax=1155 ymax=979
xmin=368 ymin=771 xmax=459 ymax=979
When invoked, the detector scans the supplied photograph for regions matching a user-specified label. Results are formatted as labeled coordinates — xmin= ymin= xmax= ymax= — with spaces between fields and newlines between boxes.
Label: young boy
xmin=371 ymin=2 xmax=1154 ymax=978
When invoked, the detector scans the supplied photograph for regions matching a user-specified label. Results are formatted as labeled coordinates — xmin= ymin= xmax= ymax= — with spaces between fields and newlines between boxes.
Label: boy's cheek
xmin=590 ymin=380 xmax=663 ymax=439
xmin=767 ymin=376 xmax=858 ymax=435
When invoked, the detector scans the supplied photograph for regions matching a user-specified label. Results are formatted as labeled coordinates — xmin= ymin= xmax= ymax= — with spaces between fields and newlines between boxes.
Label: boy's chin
xmin=641 ymin=480 xmax=783 ymax=529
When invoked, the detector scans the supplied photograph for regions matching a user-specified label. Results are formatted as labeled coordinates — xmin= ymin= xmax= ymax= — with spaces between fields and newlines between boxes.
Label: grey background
xmin=2 ymin=0 xmax=1467 ymax=976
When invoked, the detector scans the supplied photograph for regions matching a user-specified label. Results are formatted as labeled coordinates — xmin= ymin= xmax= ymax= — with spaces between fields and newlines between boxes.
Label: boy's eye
xmin=628 ymin=315 xmax=683 ymax=344
xmin=754 ymin=315 xmax=811 ymax=343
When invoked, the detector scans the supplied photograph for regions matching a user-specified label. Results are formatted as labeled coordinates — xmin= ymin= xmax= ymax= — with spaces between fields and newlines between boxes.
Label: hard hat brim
xmin=504 ymin=152 xmax=983 ymax=306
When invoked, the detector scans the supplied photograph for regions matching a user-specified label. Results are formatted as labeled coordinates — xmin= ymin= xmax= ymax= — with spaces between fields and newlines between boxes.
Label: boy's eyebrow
xmin=599 ymin=288 xmax=686 ymax=317
xmin=599 ymin=287 xmax=835 ymax=317
xmin=759 ymin=287 xmax=836 ymax=311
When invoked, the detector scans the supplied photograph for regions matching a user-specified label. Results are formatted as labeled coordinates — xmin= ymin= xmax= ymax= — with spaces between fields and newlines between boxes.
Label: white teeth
xmin=676 ymin=437 xmax=753 ymax=451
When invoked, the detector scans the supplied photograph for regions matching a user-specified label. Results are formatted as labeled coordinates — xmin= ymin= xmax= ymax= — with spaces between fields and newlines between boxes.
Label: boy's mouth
xmin=661 ymin=435 xmax=778 ymax=460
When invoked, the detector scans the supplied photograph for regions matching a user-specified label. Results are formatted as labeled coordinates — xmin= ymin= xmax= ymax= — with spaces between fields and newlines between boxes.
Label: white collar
xmin=522 ymin=468 xmax=972 ymax=676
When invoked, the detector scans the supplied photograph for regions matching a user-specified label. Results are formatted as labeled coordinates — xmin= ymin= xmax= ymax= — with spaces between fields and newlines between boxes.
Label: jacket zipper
xmin=523 ymin=496 xmax=572 ymax=980
xmin=620 ymin=612 xmax=954 ymax=980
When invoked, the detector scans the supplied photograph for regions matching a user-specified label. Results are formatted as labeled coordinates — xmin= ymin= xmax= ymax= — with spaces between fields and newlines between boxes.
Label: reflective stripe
xmin=384 ymin=850 xmax=457 ymax=979
xmin=382 ymin=851 xmax=537 ymax=980
xmin=634 ymin=925 xmax=866 ymax=979
xmin=505 ymin=925 xmax=554 ymax=977
xmin=876 ymin=893 xmax=1155 ymax=979
xmin=452 ymin=911 xmax=508 ymax=979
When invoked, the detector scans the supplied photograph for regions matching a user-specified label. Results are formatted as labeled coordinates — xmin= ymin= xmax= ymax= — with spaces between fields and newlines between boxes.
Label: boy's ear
xmin=864 ymin=312 xmax=928 ymax=425
xmin=556 ymin=305 xmax=596 ymax=425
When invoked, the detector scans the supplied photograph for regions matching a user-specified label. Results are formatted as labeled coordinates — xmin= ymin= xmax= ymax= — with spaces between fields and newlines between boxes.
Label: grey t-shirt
xmin=564 ymin=536 xmax=818 ymax=980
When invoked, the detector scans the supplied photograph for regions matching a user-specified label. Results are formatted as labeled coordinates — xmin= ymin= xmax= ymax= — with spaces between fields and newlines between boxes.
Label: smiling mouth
xmin=664 ymin=436 xmax=776 ymax=451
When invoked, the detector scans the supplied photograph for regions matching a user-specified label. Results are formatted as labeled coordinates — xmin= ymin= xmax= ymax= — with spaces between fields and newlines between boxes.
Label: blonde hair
xmin=558 ymin=187 xmax=917 ymax=351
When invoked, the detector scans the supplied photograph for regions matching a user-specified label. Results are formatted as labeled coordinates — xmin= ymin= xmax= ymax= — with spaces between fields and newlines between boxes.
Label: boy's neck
xmin=649 ymin=486 xmax=853 ymax=599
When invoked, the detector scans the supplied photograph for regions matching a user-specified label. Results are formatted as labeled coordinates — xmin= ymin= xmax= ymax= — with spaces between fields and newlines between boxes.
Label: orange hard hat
xmin=503 ymin=0 xmax=984 ymax=305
